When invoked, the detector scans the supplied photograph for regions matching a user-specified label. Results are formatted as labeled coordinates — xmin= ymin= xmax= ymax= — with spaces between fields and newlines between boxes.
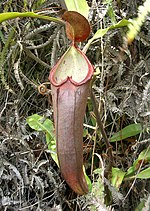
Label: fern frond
xmin=0 ymin=29 xmax=15 ymax=93
xmin=127 ymin=0 xmax=150 ymax=43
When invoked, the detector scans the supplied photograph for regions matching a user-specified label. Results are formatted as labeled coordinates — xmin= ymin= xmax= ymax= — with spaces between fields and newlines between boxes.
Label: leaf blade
xmin=26 ymin=114 xmax=54 ymax=136
xmin=26 ymin=114 xmax=58 ymax=165
xmin=110 ymin=123 xmax=142 ymax=142
xmin=125 ymin=148 xmax=150 ymax=178
xmin=109 ymin=19 xmax=131 ymax=29
xmin=83 ymin=19 xmax=130 ymax=53
xmin=136 ymin=167 xmax=150 ymax=179
xmin=0 ymin=12 xmax=64 ymax=24
xmin=64 ymin=0 xmax=89 ymax=19
xmin=111 ymin=167 xmax=126 ymax=189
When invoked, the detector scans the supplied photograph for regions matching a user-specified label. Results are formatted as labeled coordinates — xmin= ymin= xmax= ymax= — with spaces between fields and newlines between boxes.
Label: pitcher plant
xmin=49 ymin=11 xmax=94 ymax=195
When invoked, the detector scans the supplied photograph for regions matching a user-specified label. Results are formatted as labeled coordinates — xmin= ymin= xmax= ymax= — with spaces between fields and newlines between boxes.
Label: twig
xmin=25 ymin=23 xmax=56 ymax=40
xmin=0 ymin=91 xmax=9 ymax=119
xmin=91 ymin=124 xmax=98 ymax=175
xmin=25 ymin=33 xmax=56 ymax=50
xmin=23 ymin=47 xmax=51 ymax=69
xmin=90 ymin=89 xmax=114 ymax=171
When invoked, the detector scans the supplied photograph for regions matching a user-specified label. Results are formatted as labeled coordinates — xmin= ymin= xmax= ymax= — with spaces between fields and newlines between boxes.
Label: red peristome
xmin=50 ymin=45 xmax=94 ymax=86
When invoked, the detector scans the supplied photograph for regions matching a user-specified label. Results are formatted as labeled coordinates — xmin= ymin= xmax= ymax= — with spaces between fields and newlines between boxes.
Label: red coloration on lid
xmin=62 ymin=11 xmax=91 ymax=42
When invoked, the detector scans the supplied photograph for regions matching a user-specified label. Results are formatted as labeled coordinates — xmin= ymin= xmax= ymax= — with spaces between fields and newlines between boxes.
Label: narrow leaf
xmin=93 ymin=20 xmax=130 ymax=40
xmin=125 ymin=166 xmax=135 ymax=178
xmin=83 ymin=19 xmax=130 ymax=53
xmin=92 ymin=28 xmax=109 ymax=40
xmin=46 ymin=133 xmax=58 ymax=166
xmin=110 ymin=123 xmax=142 ymax=142
xmin=0 ymin=12 xmax=64 ymax=24
xmin=64 ymin=0 xmax=89 ymax=19
xmin=109 ymin=19 xmax=131 ymax=29
xmin=0 ymin=30 xmax=5 ymax=43
xmin=138 ymin=148 xmax=150 ymax=161
xmin=83 ymin=166 xmax=92 ymax=192
xmin=83 ymin=28 xmax=109 ymax=53
xmin=136 ymin=167 xmax=150 ymax=179
xmin=125 ymin=148 xmax=150 ymax=178
xmin=132 ymin=148 xmax=150 ymax=172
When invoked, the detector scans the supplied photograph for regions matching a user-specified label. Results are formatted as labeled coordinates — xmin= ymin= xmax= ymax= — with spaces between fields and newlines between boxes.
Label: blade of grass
xmin=110 ymin=123 xmax=142 ymax=142
xmin=0 ymin=12 xmax=65 ymax=25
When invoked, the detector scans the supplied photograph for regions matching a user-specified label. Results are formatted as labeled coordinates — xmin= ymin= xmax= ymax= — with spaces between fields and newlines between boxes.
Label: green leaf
xmin=83 ymin=166 xmax=92 ymax=192
xmin=138 ymin=148 xmax=150 ymax=162
xmin=103 ymin=0 xmax=117 ymax=24
xmin=83 ymin=19 xmax=130 ymax=53
xmin=111 ymin=167 xmax=126 ymax=189
xmin=125 ymin=148 xmax=150 ymax=178
xmin=93 ymin=168 xmax=103 ymax=175
xmin=26 ymin=114 xmax=54 ymax=135
xmin=136 ymin=167 xmax=150 ymax=179
xmin=92 ymin=28 xmax=109 ymax=40
xmin=125 ymin=166 xmax=136 ymax=178
xmin=64 ymin=0 xmax=89 ymax=19
xmin=26 ymin=114 xmax=58 ymax=165
xmin=110 ymin=123 xmax=142 ymax=142
xmin=83 ymin=28 xmax=109 ymax=53
xmin=46 ymin=133 xmax=58 ymax=166
xmin=109 ymin=19 xmax=131 ymax=29
xmin=135 ymin=200 xmax=145 ymax=211
xmin=126 ymin=0 xmax=150 ymax=43
xmin=94 ymin=20 xmax=130 ymax=39
xmin=132 ymin=148 xmax=150 ymax=172
xmin=0 ymin=12 xmax=64 ymax=24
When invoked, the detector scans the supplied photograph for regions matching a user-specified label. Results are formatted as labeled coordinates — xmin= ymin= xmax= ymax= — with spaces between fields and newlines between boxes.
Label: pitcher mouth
xmin=49 ymin=45 xmax=94 ymax=87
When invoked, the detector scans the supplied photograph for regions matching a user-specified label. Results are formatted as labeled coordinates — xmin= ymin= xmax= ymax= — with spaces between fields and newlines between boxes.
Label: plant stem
xmin=90 ymin=89 xmax=114 ymax=172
